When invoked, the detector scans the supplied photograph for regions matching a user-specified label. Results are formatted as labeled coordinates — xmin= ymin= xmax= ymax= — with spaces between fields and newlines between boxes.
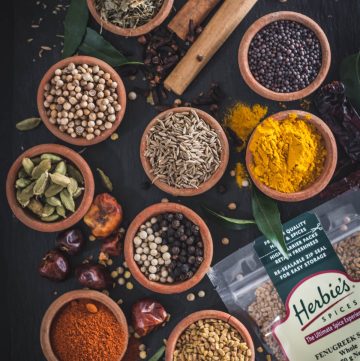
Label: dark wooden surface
xmin=1 ymin=0 xmax=360 ymax=360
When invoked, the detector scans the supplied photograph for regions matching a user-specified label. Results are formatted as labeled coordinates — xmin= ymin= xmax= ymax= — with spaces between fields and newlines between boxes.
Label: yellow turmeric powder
xmin=225 ymin=103 xmax=268 ymax=151
xmin=235 ymin=162 xmax=249 ymax=188
xmin=249 ymin=113 xmax=327 ymax=193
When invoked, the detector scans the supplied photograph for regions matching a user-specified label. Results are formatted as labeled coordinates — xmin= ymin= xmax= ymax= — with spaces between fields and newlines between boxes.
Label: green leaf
xmin=79 ymin=27 xmax=143 ymax=67
xmin=251 ymin=187 xmax=288 ymax=259
xmin=203 ymin=206 xmax=255 ymax=230
xmin=148 ymin=346 xmax=165 ymax=361
xmin=63 ymin=0 xmax=89 ymax=58
xmin=340 ymin=51 xmax=360 ymax=112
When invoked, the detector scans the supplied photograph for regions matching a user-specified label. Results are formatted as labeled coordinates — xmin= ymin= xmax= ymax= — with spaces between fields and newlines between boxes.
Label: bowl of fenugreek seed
xmin=87 ymin=0 xmax=174 ymax=37
xmin=140 ymin=107 xmax=229 ymax=196
xmin=165 ymin=310 xmax=255 ymax=361
xmin=37 ymin=55 xmax=126 ymax=146
xmin=6 ymin=144 xmax=95 ymax=232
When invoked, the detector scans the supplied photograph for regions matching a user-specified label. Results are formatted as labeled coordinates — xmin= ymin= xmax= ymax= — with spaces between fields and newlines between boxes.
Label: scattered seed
xmin=89 ymin=235 xmax=96 ymax=241
xmin=123 ymin=261 xmax=128 ymax=268
xmin=111 ymin=271 xmax=119 ymax=278
xmin=117 ymin=266 xmax=124 ymax=274
xmin=31 ymin=24 xmax=40 ymax=28
xmin=118 ymin=277 xmax=125 ymax=285
xmin=27 ymin=38 xmax=34 ymax=43
xmin=228 ymin=202 xmax=237 ymax=210
xmin=117 ymin=299 xmax=123 ymax=305
xmin=126 ymin=282 xmax=134 ymax=290
xmin=161 ymin=198 xmax=169 ymax=203
xmin=128 ymin=91 xmax=137 ymax=100
xmin=107 ymin=259 xmax=113 ymax=266
xmin=111 ymin=133 xmax=119 ymax=141
xmin=139 ymin=344 xmax=146 ymax=351
xmin=41 ymin=46 xmax=52 ymax=51
xmin=242 ymin=179 xmax=249 ymax=187
xmin=124 ymin=270 xmax=131 ymax=279
xmin=186 ymin=293 xmax=195 ymax=301
xmin=230 ymin=170 xmax=236 ymax=177
xmin=221 ymin=237 xmax=230 ymax=245
xmin=134 ymin=332 xmax=141 ymax=339
xmin=102 ymin=290 xmax=110 ymax=296
xmin=197 ymin=290 xmax=206 ymax=298
xmin=266 ymin=355 xmax=272 ymax=361
xmin=257 ymin=347 xmax=264 ymax=353
xmin=139 ymin=351 xmax=147 ymax=359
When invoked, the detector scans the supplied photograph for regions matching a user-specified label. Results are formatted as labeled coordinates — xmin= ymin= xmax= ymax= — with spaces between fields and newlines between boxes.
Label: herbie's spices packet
xmin=209 ymin=189 xmax=360 ymax=361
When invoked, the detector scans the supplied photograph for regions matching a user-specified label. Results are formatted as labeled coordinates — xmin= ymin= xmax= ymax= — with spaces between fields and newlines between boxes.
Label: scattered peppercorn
xmin=228 ymin=202 xmax=237 ymax=210
xmin=186 ymin=293 xmax=195 ymax=301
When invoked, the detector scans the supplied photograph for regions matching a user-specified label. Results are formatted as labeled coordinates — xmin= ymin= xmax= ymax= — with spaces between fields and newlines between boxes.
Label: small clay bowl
xmin=238 ymin=11 xmax=331 ymax=101
xmin=165 ymin=310 xmax=255 ymax=361
xmin=245 ymin=110 xmax=337 ymax=202
xmin=6 ymin=144 xmax=95 ymax=232
xmin=37 ymin=55 xmax=127 ymax=146
xmin=40 ymin=289 xmax=129 ymax=361
xmin=124 ymin=202 xmax=213 ymax=294
xmin=140 ymin=107 xmax=229 ymax=197
xmin=87 ymin=0 xmax=174 ymax=37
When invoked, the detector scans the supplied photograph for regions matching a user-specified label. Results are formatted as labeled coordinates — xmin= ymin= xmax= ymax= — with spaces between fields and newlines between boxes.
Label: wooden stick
xmin=167 ymin=0 xmax=221 ymax=40
xmin=164 ymin=0 xmax=258 ymax=95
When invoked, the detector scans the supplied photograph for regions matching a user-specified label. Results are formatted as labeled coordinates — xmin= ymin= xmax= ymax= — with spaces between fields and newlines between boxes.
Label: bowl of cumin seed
xmin=87 ymin=0 xmax=174 ymax=37
xmin=140 ymin=107 xmax=229 ymax=197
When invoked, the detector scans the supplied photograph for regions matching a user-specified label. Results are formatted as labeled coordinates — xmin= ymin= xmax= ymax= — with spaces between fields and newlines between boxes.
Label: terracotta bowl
xmin=238 ymin=11 xmax=331 ymax=101
xmin=40 ymin=290 xmax=129 ymax=361
xmin=6 ymin=144 xmax=95 ymax=232
xmin=37 ymin=55 xmax=127 ymax=146
xmin=87 ymin=0 xmax=174 ymax=37
xmin=140 ymin=107 xmax=229 ymax=197
xmin=124 ymin=202 xmax=213 ymax=294
xmin=165 ymin=310 xmax=255 ymax=361
xmin=245 ymin=110 xmax=337 ymax=202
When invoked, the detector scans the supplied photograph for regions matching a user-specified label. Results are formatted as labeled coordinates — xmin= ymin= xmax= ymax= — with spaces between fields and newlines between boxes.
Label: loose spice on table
xmin=224 ymin=103 xmax=268 ymax=151
xmin=51 ymin=299 xmax=127 ymax=361
xmin=249 ymin=113 xmax=327 ymax=193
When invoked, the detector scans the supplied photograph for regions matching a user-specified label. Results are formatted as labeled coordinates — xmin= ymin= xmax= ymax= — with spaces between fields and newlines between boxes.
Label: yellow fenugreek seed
xmin=111 ymin=133 xmax=119 ymax=141
xmin=89 ymin=235 xmax=96 ymax=241
xmin=126 ymin=282 xmax=134 ymax=290
xmin=139 ymin=351 xmax=147 ymax=359
xmin=139 ymin=344 xmax=146 ymax=351
xmin=124 ymin=270 xmax=131 ymax=279
xmin=221 ymin=237 xmax=230 ymax=245
xmin=111 ymin=271 xmax=119 ymax=278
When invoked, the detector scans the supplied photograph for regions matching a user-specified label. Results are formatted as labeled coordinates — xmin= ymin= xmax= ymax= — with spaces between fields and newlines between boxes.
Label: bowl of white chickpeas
xmin=37 ymin=55 xmax=127 ymax=146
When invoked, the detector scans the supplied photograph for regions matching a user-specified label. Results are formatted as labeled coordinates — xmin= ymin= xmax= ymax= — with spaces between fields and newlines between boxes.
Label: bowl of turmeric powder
xmin=40 ymin=290 xmax=129 ymax=361
xmin=245 ymin=110 xmax=337 ymax=202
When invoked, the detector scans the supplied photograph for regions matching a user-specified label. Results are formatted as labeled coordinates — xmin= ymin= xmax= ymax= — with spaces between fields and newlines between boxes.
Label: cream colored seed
xmin=222 ymin=237 xmax=230 ymax=245
xmin=186 ymin=293 xmax=195 ymax=301
xmin=111 ymin=271 xmax=119 ymax=278
xmin=198 ymin=290 xmax=206 ymax=298
xmin=126 ymin=282 xmax=134 ymax=290
xmin=139 ymin=351 xmax=147 ymax=359
xmin=89 ymin=235 xmax=96 ymax=241
xmin=111 ymin=133 xmax=119 ymax=141
xmin=118 ymin=277 xmax=125 ymax=285
xmin=139 ymin=344 xmax=146 ymax=351
xmin=124 ymin=270 xmax=131 ymax=279
xmin=228 ymin=202 xmax=237 ymax=210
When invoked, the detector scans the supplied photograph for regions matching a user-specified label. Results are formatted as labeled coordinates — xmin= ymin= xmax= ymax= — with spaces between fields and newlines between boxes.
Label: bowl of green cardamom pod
xmin=6 ymin=144 xmax=95 ymax=232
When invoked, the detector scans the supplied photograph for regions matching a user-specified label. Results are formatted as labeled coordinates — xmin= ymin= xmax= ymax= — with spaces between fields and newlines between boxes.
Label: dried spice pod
xmin=39 ymin=249 xmax=70 ymax=282
xmin=132 ymin=299 xmax=168 ymax=337
xmin=83 ymin=193 xmax=123 ymax=237
xmin=56 ymin=228 xmax=85 ymax=255
xmin=16 ymin=117 xmax=42 ymax=131
xmin=100 ymin=229 xmax=124 ymax=257
xmin=75 ymin=263 xmax=113 ymax=290
xmin=96 ymin=168 xmax=113 ymax=192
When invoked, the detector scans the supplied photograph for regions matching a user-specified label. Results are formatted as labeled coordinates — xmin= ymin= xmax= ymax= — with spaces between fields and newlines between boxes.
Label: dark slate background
xmin=1 ymin=0 xmax=359 ymax=360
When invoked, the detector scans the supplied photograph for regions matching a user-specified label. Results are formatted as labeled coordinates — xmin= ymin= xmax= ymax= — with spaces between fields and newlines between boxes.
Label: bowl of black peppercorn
xmin=124 ymin=202 xmax=213 ymax=294
xmin=238 ymin=11 xmax=331 ymax=101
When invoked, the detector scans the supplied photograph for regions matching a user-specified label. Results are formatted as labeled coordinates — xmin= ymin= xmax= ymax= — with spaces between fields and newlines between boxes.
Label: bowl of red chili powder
xmin=40 ymin=290 xmax=128 ymax=361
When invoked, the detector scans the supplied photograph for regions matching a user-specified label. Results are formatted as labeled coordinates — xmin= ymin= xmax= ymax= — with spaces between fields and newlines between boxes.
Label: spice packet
xmin=208 ymin=189 xmax=360 ymax=361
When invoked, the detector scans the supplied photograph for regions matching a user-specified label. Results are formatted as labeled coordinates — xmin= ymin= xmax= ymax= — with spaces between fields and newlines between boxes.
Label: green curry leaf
xmin=251 ymin=187 xmax=288 ymax=259
xmin=63 ymin=0 xmax=89 ymax=58
xmin=79 ymin=28 xmax=143 ymax=67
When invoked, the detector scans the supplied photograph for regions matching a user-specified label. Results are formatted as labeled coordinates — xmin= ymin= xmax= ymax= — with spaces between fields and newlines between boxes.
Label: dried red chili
xmin=100 ymin=229 xmax=125 ymax=257
xmin=131 ymin=299 xmax=168 ymax=337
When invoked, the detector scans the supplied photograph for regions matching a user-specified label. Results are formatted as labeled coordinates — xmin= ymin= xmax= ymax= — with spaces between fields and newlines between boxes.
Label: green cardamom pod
xmin=67 ymin=177 xmax=78 ymax=195
xmin=16 ymin=117 xmax=42 ymax=131
xmin=41 ymin=153 xmax=62 ymax=162
xmin=73 ymin=187 xmax=83 ymax=199
xmin=16 ymin=190 xmax=30 ymax=208
xmin=55 ymin=161 xmax=67 ymax=175
xmin=46 ymin=196 xmax=62 ymax=207
xmin=22 ymin=157 xmax=34 ymax=175
xmin=49 ymin=173 xmax=71 ymax=187
xmin=31 ymin=156 xmax=42 ymax=165
xmin=27 ymin=198 xmax=44 ymax=216
xmin=41 ymin=214 xmax=60 ymax=222
xmin=44 ymin=183 xmax=64 ymax=198
xmin=67 ymin=164 xmax=84 ymax=185
xmin=17 ymin=182 xmax=35 ymax=206
xmin=41 ymin=204 xmax=55 ymax=218
xmin=60 ymin=189 xmax=75 ymax=212
xmin=18 ymin=168 xmax=27 ymax=178
xmin=56 ymin=205 xmax=66 ymax=218
xmin=33 ymin=171 xmax=49 ymax=195
xmin=97 ymin=168 xmax=113 ymax=192
xmin=32 ymin=159 xmax=51 ymax=179
xmin=15 ymin=178 xmax=32 ymax=189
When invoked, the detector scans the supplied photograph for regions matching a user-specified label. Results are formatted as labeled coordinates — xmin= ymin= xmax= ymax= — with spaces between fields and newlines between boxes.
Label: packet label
xmin=254 ymin=213 xmax=344 ymax=303
xmin=254 ymin=212 xmax=360 ymax=360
